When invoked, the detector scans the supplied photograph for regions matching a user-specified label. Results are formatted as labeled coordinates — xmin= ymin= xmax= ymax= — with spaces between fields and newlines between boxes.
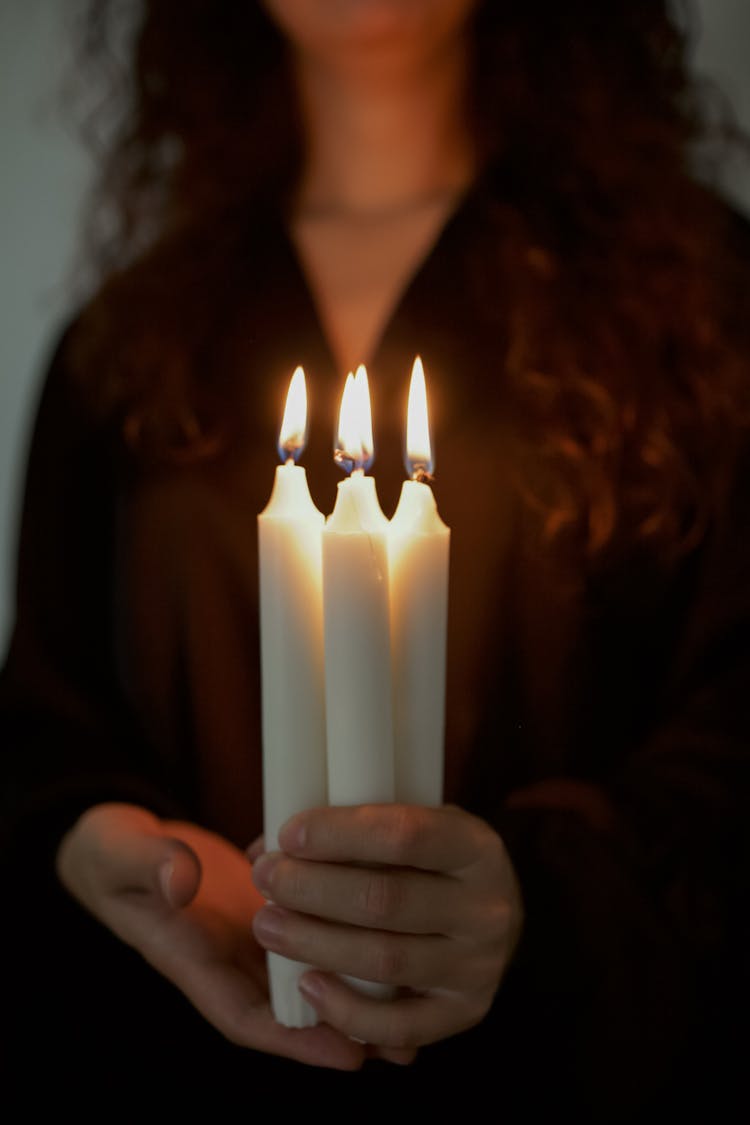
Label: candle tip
xmin=278 ymin=366 xmax=308 ymax=463
xmin=411 ymin=465 xmax=435 ymax=485
xmin=335 ymin=366 xmax=374 ymax=475
xmin=405 ymin=356 xmax=434 ymax=480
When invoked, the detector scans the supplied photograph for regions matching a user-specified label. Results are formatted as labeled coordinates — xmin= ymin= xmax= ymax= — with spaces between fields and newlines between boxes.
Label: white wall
xmin=690 ymin=0 xmax=750 ymax=210
xmin=1 ymin=1 xmax=749 ymax=655
xmin=0 ymin=1 xmax=94 ymax=653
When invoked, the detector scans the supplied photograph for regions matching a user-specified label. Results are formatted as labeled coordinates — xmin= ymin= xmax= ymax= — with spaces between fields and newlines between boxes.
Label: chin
xmin=262 ymin=0 xmax=478 ymax=64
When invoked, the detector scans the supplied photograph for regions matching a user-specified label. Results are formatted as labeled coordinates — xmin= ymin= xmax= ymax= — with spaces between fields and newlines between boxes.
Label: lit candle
xmin=323 ymin=365 xmax=395 ymax=999
xmin=258 ymin=366 xmax=327 ymax=1028
xmin=323 ymin=366 xmax=395 ymax=806
xmin=389 ymin=357 xmax=450 ymax=806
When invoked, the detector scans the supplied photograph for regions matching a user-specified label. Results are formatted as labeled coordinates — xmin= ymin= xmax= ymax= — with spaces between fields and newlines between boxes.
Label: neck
xmin=292 ymin=37 xmax=476 ymax=217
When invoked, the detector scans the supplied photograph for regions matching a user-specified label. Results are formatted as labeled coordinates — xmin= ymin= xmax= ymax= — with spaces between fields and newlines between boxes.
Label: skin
xmin=55 ymin=0 xmax=525 ymax=1066
xmin=57 ymin=800 xmax=522 ymax=1065
xmin=261 ymin=0 xmax=481 ymax=85
xmin=55 ymin=804 xmax=367 ymax=1068
xmin=251 ymin=804 xmax=523 ymax=1049
xmin=276 ymin=0 xmax=480 ymax=370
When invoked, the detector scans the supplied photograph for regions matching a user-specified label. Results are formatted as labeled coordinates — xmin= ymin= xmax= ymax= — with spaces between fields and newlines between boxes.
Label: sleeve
xmin=0 ymin=330 xmax=259 ymax=1102
xmin=480 ymin=451 xmax=750 ymax=1120
xmin=0 ymin=327 xmax=185 ymax=875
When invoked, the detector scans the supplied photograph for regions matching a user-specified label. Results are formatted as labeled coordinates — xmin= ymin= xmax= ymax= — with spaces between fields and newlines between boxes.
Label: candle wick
xmin=334 ymin=448 xmax=367 ymax=475
xmin=279 ymin=438 xmax=304 ymax=464
xmin=411 ymin=465 xmax=434 ymax=485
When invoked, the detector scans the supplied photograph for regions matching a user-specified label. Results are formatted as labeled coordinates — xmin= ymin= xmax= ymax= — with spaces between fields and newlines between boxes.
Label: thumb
xmin=68 ymin=804 xmax=202 ymax=908
xmin=155 ymin=841 xmax=202 ymax=908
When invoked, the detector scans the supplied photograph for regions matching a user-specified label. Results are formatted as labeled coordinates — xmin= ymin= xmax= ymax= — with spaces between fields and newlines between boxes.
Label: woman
xmin=1 ymin=1 xmax=748 ymax=1118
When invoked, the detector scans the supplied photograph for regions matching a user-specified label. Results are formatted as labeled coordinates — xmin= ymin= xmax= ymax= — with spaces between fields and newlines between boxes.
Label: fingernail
xmin=252 ymin=904 xmax=288 ymax=945
xmin=279 ymin=816 xmax=306 ymax=852
xmin=252 ymin=851 xmax=280 ymax=893
xmin=298 ymin=973 xmax=326 ymax=1003
xmin=158 ymin=859 xmax=175 ymax=906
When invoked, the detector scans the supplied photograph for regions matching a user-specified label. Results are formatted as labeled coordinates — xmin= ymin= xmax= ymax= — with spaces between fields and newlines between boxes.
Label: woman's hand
xmin=251 ymin=804 xmax=524 ymax=1049
xmin=55 ymin=802 xmax=365 ymax=1070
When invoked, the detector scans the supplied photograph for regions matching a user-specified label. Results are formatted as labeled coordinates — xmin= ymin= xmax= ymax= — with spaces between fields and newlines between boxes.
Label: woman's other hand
xmin=55 ymin=802 xmax=365 ymax=1070
xmin=251 ymin=804 xmax=524 ymax=1049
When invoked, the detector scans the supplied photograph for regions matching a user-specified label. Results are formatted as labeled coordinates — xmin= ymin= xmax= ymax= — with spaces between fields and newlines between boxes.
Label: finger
xmin=81 ymin=806 xmax=202 ymax=905
xmin=298 ymin=971 xmax=484 ymax=1049
xmin=158 ymin=845 xmax=202 ymax=908
xmin=252 ymin=853 xmax=464 ymax=935
xmin=102 ymin=832 xmax=201 ymax=909
xmin=252 ymin=905 xmax=472 ymax=990
xmin=278 ymin=804 xmax=491 ymax=873
xmin=246 ymin=835 xmax=265 ymax=863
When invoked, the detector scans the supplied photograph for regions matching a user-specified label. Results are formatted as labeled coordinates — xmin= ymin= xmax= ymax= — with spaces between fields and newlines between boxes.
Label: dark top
xmin=1 ymin=176 xmax=749 ymax=1120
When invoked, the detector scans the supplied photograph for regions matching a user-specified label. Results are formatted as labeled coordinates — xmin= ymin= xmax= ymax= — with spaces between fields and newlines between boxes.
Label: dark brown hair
xmin=68 ymin=0 xmax=750 ymax=559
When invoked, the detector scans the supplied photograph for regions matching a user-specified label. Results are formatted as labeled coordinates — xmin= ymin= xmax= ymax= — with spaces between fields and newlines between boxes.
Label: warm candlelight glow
xmin=406 ymin=356 xmax=434 ymax=480
xmin=335 ymin=364 xmax=374 ymax=474
xmin=278 ymin=365 xmax=308 ymax=463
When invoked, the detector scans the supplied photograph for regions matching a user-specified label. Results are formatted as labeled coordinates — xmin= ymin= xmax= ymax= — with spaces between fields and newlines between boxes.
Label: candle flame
xmin=406 ymin=356 xmax=434 ymax=480
xmin=278 ymin=365 xmax=307 ymax=463
xmin=335 ymin=364 xmax=374 ymax=474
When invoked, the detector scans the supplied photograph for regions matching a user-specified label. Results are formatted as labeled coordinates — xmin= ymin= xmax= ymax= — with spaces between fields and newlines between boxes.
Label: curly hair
xmin=67 ymin=0 xmax=750 ymax=561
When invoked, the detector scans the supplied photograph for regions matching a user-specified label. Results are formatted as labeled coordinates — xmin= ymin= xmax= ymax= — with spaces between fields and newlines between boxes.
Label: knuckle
xmin=359 ymin=869 xmax=404 ymax=924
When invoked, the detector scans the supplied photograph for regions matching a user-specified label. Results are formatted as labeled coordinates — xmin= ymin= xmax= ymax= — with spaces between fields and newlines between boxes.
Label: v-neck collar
xmin=273 ymin=174 xmax=487 ymax=385
xmin=239 ymin=164 xmax=505 ymax=516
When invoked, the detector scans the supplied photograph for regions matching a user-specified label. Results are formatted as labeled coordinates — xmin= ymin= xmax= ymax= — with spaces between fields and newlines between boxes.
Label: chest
xmin=114 ymin=204 xmax=694 ymax=836
xmin=290 ymin=199 xmax=464 ymax=373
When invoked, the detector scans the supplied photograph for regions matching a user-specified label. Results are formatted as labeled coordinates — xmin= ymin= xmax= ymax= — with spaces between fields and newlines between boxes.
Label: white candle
xmin=258 ymin=366 xmax=327 ymax=1028
xmin=324 ymin=366 xmax=394 ymax=1001
xmin=389 ymin=358 xmax=450 ymax=806
xmin=323 ymin=367 xmax=395 ymax=805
